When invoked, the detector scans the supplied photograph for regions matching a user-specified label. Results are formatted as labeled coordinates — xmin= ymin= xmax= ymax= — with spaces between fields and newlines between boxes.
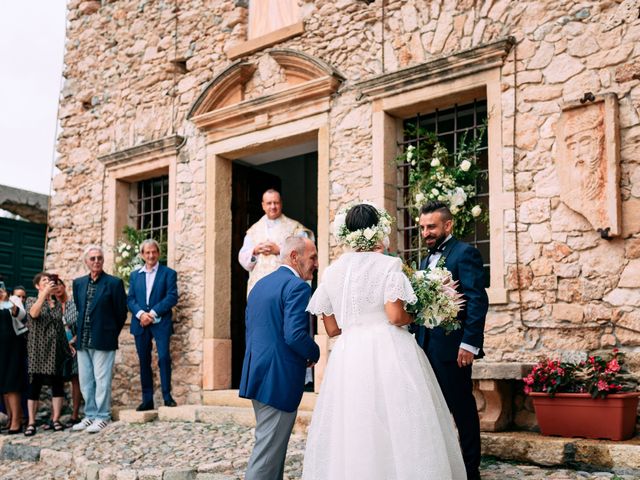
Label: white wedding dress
xmin=302 ymin=252 xmax=466 ymax=480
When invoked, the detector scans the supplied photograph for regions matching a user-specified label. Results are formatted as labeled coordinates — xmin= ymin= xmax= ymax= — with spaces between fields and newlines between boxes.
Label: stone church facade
xmin=50 ymin=0 xmax=640 ymax=425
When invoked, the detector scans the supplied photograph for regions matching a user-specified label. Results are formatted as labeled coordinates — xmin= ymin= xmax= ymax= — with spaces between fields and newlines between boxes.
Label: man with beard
xmin=415 ymin=201 xmax=488 ymax=480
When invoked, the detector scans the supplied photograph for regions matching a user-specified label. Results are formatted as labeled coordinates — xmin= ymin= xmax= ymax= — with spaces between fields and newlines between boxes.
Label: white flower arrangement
xmin=397 ymin=127 xmax=488 ymax=240
xmin=333 ymin=202 xmax=393 ymax=251
xmin=404 ymin=263 xmax=466 ymax=333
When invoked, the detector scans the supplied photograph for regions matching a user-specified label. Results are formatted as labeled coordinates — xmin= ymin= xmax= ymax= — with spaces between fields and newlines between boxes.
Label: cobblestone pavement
xmin=0 ymin=420 xmax=637 ymax=479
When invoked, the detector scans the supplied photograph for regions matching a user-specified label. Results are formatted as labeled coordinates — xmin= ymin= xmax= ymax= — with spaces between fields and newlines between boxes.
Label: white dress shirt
xmin=136 ymin=262 xmax=161 ymax=323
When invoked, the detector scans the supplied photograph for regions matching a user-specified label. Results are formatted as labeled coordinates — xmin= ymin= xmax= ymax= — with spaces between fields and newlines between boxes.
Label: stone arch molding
xmin=188 ymin=49 xmax=345 ymax=141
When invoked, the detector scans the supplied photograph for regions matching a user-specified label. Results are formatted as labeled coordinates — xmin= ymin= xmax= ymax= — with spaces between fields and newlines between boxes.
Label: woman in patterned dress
xmin=55 ymin=280 xmax=83 ymax=425
xmin=24 ymin=273 xmax=72 ymax=436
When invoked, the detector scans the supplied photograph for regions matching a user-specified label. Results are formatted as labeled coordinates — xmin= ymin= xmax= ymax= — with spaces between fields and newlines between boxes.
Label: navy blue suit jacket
xmin=73 ymin=272 xmax=128 ymax=351
xmin=127 ymin=264 xmax=178 ymax=337
xmin=417 ymin=237 xmax=488 ymax=361
xmin=239 ymin=266 xmax=320 ymax=413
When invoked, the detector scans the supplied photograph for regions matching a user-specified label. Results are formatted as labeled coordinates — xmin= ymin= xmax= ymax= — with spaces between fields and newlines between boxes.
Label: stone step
xmin=202 ymin=389 xmax=318 ymax=411
xmin=482 ymin=431 xmax=640 ymax=473
xmin=156 ymin=404 xmax=312 ymax=434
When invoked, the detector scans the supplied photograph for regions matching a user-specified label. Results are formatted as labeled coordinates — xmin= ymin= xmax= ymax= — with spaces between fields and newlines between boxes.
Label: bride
xmin=302 ymin=203 xmax=466 ymax=479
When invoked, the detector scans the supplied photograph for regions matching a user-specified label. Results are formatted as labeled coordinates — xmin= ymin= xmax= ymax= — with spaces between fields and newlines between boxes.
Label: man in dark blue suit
xmin=240 ymin=236 xmax=320 ymax=480
xmin=416 ymin=201 xmax=488 ymax=480
xmin=127 ymin=239 xmax=178 ymax=411
xmin=72 ymin=245 xmax=128 ymax=433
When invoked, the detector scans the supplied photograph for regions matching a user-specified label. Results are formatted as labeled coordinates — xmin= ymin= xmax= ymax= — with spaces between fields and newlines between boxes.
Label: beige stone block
xmin=202 ymin=338 xmax=231 ymax=391
xmin=619 ymin=259 xmax=640 ymax=287
xmin=530 ymin=257 xmax=554 ymax=276
xmin=567 ymin=35 xmax=600 ymax=58
xmin=196 ymin=405 xmax=255 ymax=427
xmin=527 ymin=41 xmax=554 ymax=70
xmin=553 ymin=262 xmax=580 ymax=278
xmin=528 ymin=223 xmax=552 ymax=243
xmin=580 ymin=241 xmax=626 ymax=277
xmin=519 ymin=198 xmax=550 ymax=224
xmin=481 ymin=432 xmax=568 ymax=466
xmin=158 ymin=405 xmax=198 ymax=422
xmin=552 ymin=303 xmax=584 ymax=323
xmin=202 ymin=389 xmax=252 ymax=408
xmin=541 ymin=329 xmax=600 ymax=351
xmin=137 ymin=469 xmax=164 ymax=480
xmin=561 ymin=70 xmax=601 ymax=103
xmin=430 ymin=10 xmax=453 ymax=53
xmin=604 ymin=288 xmax=640 ymax=307
xmin=115 ymin=471 xmax=138 ymax=480
xmin=485 ymin=312 xmax=513 ymax=332
xmin=608 ymin=444 xmax=640 ymax=470
xmin=622 ymin=198 xmax=640 ymax=237
xmin=39 ymin=448 xmax=73 ymax=467
xmin=587 ymin=43 xmax=634 ymax=69
xmin=118 ymin=409 xmax=158 ymax=423
xmin=551 ymin=202 xmax=595 ymax=232
xmin=543 ymin=54 xmax=585 ymax=83
xmin=566 ymin=231 xmax=600 ymax=251
xmin=521 ymin=85 xmax=562 ymax=103
xmin=616 ymin=327 xmax=640 ymax=346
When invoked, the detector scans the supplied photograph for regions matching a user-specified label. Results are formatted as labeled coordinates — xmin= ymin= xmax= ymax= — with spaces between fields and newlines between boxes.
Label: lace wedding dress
xmin=303 ymin=252 xmax=466 ymax=479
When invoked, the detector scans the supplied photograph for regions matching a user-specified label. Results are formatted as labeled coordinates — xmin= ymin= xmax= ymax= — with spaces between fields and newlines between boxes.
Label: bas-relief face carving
xmin=565 ymin=127 xmax=605 ymax=201
xmin=556 ymin=101 xmax=614 ymax=233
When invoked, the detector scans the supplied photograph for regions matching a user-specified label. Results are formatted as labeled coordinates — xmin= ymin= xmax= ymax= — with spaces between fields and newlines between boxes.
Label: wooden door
xmin=231 ymin=164 xmax=281 ymax=388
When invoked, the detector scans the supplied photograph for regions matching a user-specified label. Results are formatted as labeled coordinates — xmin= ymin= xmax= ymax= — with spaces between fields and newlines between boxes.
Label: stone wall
xmin=48 ymin=0 xmax=640 ymax=408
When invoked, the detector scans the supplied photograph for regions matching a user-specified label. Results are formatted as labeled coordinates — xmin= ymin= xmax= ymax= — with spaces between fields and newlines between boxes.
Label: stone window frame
xmin=358 ymin=38 xmax=515 ymax=305
xmin=98 ymin=135 xmax=181 ymax=269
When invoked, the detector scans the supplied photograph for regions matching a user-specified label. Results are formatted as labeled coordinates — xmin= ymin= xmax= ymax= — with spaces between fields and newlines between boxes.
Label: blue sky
xmin=0 ymin=1 xmax=67 ymax=195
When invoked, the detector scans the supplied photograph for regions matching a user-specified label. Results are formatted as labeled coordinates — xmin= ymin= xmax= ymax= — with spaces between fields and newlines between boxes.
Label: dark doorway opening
xmin=230 ymin=151 xmax=318 ymax=388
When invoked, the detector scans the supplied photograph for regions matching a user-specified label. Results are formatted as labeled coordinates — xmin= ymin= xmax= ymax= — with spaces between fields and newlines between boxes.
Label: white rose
xmin=411 ymin=160 xmax=416 ymax=166
xmin=471 ymin=205 xmax=482 ymax=217
xmin=413 ymin=270 xmax=426 ymax=280
xmin=406 ymin=145 xmax=415 ymax=161
xmin=363 ymin=228 xmax=376 ymax=240
xmin=431 ymin=188 xmax=439 ymax=196
xmin=415 ymin=192 xmax=425 ymax=203
xmin=460 ymin=160 xmax=471 ymax=172
xmin=451 ymin=205 xmax=459 ymax=215
xmin=430 ymin=158 xmax=440 ymax=167
xmin=122 ymin=251 xmax=130 ymax=259
xmin=449 ymin=187 xmax=467 ymax=208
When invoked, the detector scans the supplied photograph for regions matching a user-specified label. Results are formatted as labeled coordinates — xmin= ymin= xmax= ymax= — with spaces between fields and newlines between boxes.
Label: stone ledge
xmin=472 ymin=361 xmax=535 ymax=380
xmin=119 ymin=409 xmax=158 ymax=423
xmin=202 ymin=390 xmax=317 ymax=411
xmin=482 ymin=431 xmax=640 ymax=473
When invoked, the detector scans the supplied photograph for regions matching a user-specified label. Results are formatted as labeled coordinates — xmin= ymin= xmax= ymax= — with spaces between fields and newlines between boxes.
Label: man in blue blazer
xmin=72 ymin=245 xmax=128 ymax=433
xmin=240 ymin=236 xmax=320 ymax=480
xmin=416 ymin=201 xmax=488 ymax=480
xmin=127 ymin=239 xmax=178 ymax=411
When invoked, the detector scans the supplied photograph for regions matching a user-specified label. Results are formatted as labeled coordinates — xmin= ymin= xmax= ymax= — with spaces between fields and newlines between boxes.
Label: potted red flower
xmin=523 ymin=349 xmax=639 ymax=441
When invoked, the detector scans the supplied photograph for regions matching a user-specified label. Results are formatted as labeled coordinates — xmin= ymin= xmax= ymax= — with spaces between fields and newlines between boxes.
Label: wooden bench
xmin=471 ymin=362 xmax=534 ymax=432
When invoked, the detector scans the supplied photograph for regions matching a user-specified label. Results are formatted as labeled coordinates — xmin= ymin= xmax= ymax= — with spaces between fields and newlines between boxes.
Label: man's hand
xmin=306 ymin=360 xmax=316 ymax=368
xmin=140 ymin=312 xmax=154 ymax=327
xmin=253 ymin=242 xmax=280 ymax=256
xmin=457 ymin=348 xmax=474 ymax=368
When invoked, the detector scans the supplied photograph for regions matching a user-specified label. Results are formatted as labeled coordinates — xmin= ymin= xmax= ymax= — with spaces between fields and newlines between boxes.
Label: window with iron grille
xmin=135 ymin=175 xmax=169 ymax=246
xmin=397 ymin=98 xmax=490 ymax=287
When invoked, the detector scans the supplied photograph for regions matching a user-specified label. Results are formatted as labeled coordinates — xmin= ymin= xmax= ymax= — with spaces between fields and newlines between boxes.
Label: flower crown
xmin=332 ymin=202 xmax=393 ymax=251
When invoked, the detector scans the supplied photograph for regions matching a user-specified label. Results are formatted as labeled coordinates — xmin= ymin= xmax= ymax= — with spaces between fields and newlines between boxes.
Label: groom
xmin=416 ymin=201 xmax=488 ymax=480
xmin=239 ymin=236 xmax=320 ymax=480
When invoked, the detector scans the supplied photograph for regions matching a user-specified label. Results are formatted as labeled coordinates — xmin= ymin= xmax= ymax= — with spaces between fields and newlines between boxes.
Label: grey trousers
xmin=245 ymin=400 xmax=297 ymax=480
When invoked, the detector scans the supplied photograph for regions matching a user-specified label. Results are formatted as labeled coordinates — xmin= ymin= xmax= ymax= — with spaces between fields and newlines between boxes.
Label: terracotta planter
xmin=529 ymin=392 xmax=640 ymax=441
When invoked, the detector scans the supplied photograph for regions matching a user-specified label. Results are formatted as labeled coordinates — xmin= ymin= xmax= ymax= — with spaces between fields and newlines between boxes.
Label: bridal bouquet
xmin=404 ymin=264 xmax=465 ymax=333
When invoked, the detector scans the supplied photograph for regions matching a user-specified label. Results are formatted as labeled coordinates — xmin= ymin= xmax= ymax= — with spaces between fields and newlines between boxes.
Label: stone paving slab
xmin=0 ymin=419 xmax=639 ymax=479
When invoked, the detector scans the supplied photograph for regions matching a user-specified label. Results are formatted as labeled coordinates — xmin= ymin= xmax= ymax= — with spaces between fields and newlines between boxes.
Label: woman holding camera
xmin=24 ymin=273 xmax=72 ymax=436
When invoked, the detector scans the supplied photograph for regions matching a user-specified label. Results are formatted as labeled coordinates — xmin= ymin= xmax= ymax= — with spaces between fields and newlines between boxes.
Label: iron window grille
xmin=397 ymin=99 xmax=490 ymax=287
xmin=135 ymin=175 xmax=169 ymax=246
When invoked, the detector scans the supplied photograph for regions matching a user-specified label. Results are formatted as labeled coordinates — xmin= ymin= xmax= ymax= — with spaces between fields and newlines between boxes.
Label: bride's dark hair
xmin=345 ymin=204 xmax=379 ymax=232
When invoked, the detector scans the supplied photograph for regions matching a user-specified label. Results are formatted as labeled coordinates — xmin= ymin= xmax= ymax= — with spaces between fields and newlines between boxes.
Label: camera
xmin=49 ymin=274 xmax=60 ymax=284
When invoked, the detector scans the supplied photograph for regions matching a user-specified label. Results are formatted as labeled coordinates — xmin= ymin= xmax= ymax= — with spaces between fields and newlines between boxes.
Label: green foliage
xmin=113 ymin=226 xmax=167 ymax=289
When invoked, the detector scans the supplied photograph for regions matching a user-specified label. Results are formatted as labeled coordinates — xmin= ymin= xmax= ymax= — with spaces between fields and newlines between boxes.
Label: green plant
xmin=113 ymin=226 xmax=166 ymax=289
xmin=397 ymin=125 xmax=488 ymax=239
xmin=523 ymin=349 xmax=638 ymax=399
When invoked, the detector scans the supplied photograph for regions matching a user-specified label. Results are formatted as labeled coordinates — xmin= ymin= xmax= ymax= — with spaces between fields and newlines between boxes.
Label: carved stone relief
xmin=555 ymin=94 xmax=621 ymax=237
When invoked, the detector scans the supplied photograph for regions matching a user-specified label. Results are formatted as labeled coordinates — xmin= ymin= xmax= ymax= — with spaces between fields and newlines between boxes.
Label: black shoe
xmin=164 ymin=398 xmax=177 ymax=407
xmin=136 ymin=401 xmax=155 ymax=412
